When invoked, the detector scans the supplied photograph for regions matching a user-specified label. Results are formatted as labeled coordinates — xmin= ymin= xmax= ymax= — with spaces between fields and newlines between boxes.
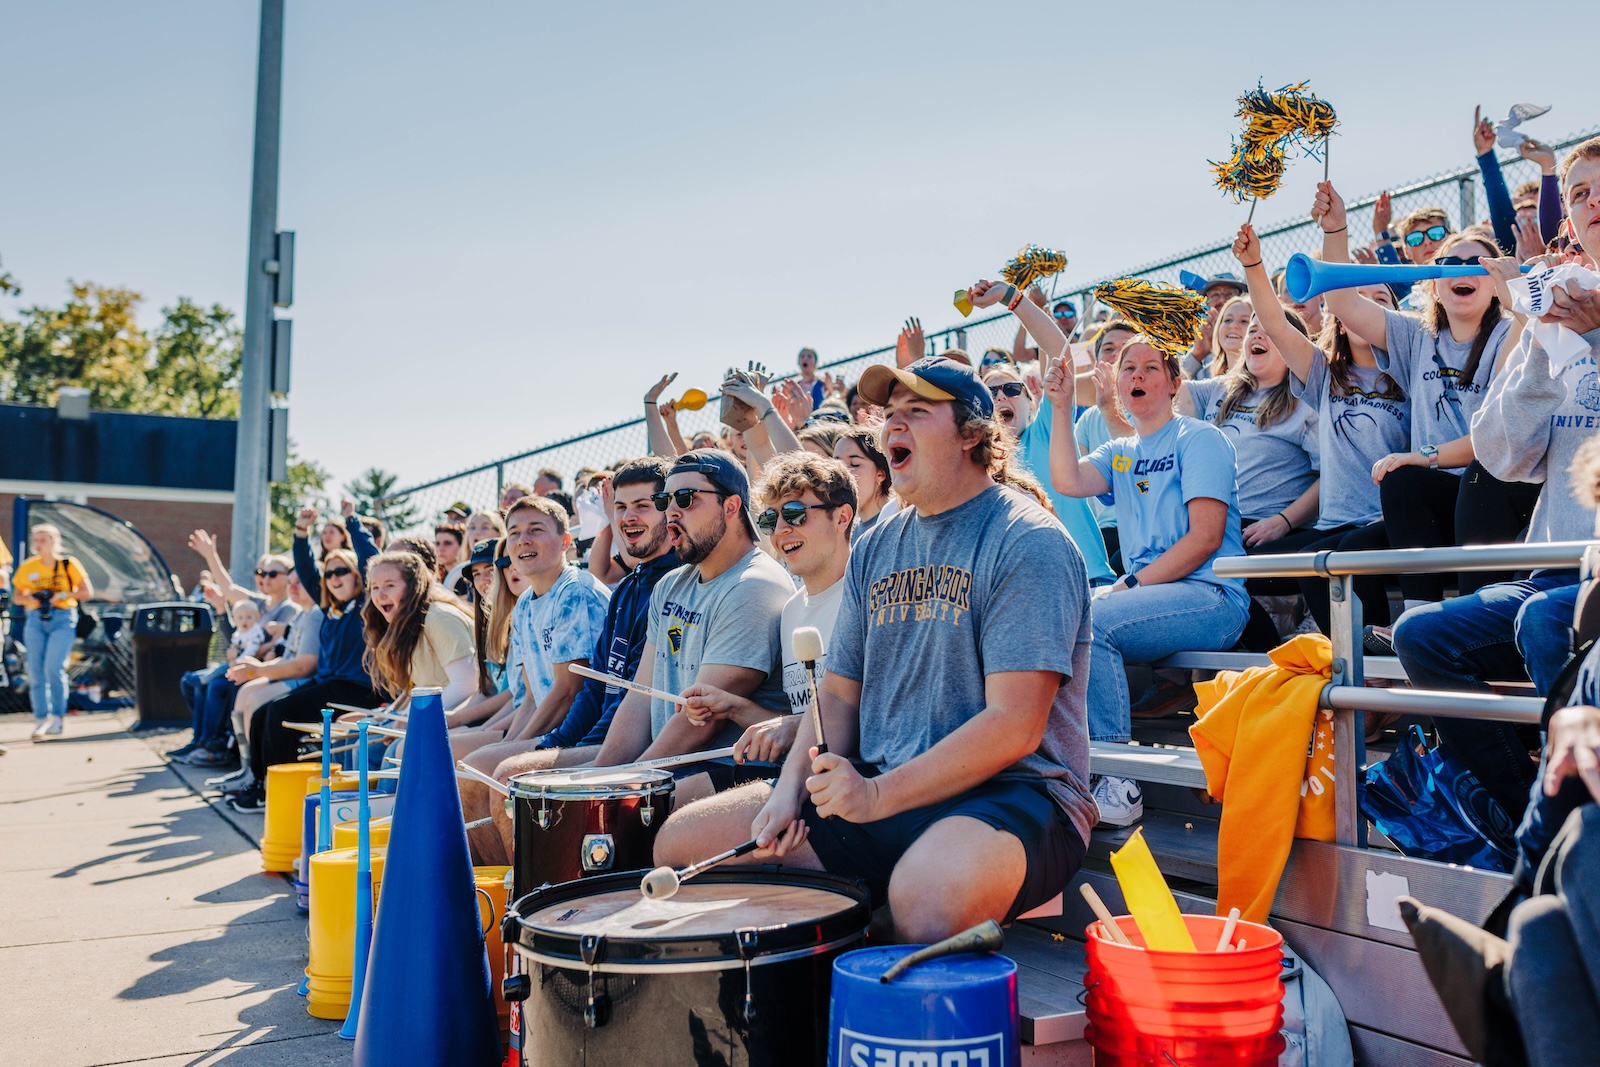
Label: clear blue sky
xmin=3 ymin=1 xmax=1595 ymax=495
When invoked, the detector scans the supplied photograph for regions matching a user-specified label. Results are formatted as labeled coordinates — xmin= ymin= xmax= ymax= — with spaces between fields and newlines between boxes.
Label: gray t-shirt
xmin=1187 ymin=378 xmax=1320 ymax=522
xmin=828 ymin=484 xmax=1098 ymax=846
xmin=1290 ymin=354 xmax=1410 ymax=529
xmin=1381 ymin=308 xmax=1511 ymax=452
xmin=646 ymin=546 xmax=794 ymax=744
xmin=285 ymin=605 xmax=324 ymax=660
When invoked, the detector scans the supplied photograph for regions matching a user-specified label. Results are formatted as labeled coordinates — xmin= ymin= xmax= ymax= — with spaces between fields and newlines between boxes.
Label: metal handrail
xmin=1320 ymin=685 xmax=1543 ymax=725
xmin=1215 ymin=540 xmax=1594 ymax=580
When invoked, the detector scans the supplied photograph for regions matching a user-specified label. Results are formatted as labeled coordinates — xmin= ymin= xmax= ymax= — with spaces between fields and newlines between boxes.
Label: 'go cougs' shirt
xmin=1186 ymin=379 xmax=1320 ymax=522
xmin=1086 ymin=416 xmax=1250 ymax=618
xmin=1380 ymin=307 xmax=1512 ymax=452
xmin=1289 ymin=355 xmax=1409 ymax=529
xmin=827 ymin=484 xmax=1099 ymax=847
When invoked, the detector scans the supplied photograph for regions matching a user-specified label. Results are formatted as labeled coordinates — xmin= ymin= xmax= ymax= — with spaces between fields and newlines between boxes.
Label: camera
xmin=32 ymin=591 xmax=54 ymax=621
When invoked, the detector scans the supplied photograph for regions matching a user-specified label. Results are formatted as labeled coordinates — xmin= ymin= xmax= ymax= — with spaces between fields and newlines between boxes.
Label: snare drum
xmin=506 ymin=866 xmax=870 ymax=1066
xmin=506 ymin=767 xmax=675 ymax=898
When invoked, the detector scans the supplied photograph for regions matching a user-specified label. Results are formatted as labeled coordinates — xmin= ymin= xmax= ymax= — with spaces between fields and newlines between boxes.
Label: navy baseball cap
xmin=453 ymin=538 xmax=500 ymax=596
xmin=668 ymin=449 xmax=759 ymax=538
xmin=857 ymin=356 xmax=994 ymax=419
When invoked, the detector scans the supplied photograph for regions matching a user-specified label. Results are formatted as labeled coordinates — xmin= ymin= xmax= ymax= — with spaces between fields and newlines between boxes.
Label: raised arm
xmin=188 ymin=529 xmax=252 ymax=605
xmin=1313 ymin=181 xmax=1389 ymax=349
xmin=643 ymin=374 xmax=688 ymax=458
xmin=1233 ymin=224 xmax=1321 ymax=384
xmin=1474 ymin=109 xmax=1518 ymax=257
xmin=722 ymin=377 xmax=800 ymax=455
xmin=1044 ymin=361 xmax=1112 ymax=499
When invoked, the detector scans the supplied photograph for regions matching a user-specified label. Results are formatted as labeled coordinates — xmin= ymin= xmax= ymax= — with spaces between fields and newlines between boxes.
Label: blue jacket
xmin=538 ymin=551 xmax=681 ymax=750
xmin=314 ymin=593 xmax=373 ymax=689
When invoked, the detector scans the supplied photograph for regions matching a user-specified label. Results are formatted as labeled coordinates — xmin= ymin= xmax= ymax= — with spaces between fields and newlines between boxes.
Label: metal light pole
xmin=230 ymin=0 xmax=284 ymax=584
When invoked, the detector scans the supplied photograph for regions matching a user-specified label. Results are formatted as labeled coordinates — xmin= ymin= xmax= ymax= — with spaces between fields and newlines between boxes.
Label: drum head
xmin=511 ymin=866 xmax=869 ymax=972
xmin=508 ymin=766 xmax=673 ymax=800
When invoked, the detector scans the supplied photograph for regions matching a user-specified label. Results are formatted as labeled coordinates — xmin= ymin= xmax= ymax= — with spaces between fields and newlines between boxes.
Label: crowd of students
xmin=84 ymin=129 xmax=1589 ymax=978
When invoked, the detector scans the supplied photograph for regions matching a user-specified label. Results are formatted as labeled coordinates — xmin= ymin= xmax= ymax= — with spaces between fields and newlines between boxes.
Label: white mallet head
xmin=792 ymin=626 xmax=825 ymax=665
xmin=640 ymin=865 xmax=681 ymax=900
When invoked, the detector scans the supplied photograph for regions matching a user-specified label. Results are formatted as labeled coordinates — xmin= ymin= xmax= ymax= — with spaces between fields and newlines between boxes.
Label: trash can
xmin=131 ymin=602 xmax=215 ymax=727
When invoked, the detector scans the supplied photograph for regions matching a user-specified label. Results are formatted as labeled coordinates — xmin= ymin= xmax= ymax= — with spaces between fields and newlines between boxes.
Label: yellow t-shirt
xmin=407 ymin=601 xmax=476 ymax=689
xmin=12 ymin=556 xmax=90 ymax=611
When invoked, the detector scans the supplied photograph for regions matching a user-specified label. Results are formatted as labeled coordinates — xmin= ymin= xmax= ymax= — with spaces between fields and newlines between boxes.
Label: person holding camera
xmin=12 ymin=523 xmax=93 ymax=738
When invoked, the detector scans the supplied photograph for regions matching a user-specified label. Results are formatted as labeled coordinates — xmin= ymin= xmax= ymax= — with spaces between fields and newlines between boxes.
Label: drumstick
xmin=640 ymin=838 xmax=761 ymax=900
xmin=1215 ymin=906 xmax=1241 ymax=952
xmin=1079 ymin=883 xmax=1134 ymax=946
xmin=793 ymin=626 xmax=828 ymax=755
xmin=566 ymin=746 xmax=739 ymax=779
xmin=568 ymin=663 xmax=687 ymax=706
xmin=456 ymin=761 xmax=511 ymax=797
xmin=286 ymin=720 xmax=406 ymax=740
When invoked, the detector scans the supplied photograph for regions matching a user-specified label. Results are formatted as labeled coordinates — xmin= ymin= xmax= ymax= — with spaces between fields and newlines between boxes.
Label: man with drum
xmin=655 ymin=357 xmax=1098 ymax=942
xmin=475 ymin=449 xmax=794 ymax=862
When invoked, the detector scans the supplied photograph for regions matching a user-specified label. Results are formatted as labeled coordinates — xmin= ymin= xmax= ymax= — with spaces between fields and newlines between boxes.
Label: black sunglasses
xmin=494 ymin=555 xmax=512 ymax=569
xmin=988 ymin=382 xmax=1026 ymax=399
xmin=1404 ymin=224 xmax=1450 ymax=247
xmin=756 ymin=502 xmax=836 ymax=534
xmin=652 ymin=488 xmax=723 ymax=512
xmin=1433 ymin=254 xmax=1483 ymax=267
xmin=254 ymin=569 xmax=285 ymax=578
xmin=323 ymin=566 xmax=355 ymax=580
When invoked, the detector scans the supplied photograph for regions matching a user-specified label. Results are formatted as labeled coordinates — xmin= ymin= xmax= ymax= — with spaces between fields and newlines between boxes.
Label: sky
xmin=3 ymin=1 xmax=1596 ymax=497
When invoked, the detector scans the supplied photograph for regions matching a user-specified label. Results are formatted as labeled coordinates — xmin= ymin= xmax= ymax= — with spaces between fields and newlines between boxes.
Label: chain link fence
xmin=380 ymin=128 xmax=1598 ymax=531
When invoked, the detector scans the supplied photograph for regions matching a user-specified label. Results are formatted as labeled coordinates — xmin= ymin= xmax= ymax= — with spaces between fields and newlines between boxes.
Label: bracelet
xmin=1321 ymin=225 xmax=1347 ymax=235
xmin=1240 ymin=260 xmax=1262 ymax=268
xmin=1275 ymin=512 xmax=1291 ymax=530
xmin=1004 ymin=285 xmax=1024 ymax=311
xmin=644 ymin=401 xmax=657 ymax=407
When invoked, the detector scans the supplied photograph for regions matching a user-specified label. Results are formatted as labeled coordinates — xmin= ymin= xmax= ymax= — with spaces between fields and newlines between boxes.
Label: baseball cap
xmin=1181 ymin=270 xmax=1246 ymax=296
xmin=1052 ymin=299 xmax=1077 ymax=316
xmin=454 ymin=538 xmax=500 ymax=597
xmin=668 ymin=449 xmax=759 ymax=539
xmin=856 ymin=355 xmax=995 ymax=418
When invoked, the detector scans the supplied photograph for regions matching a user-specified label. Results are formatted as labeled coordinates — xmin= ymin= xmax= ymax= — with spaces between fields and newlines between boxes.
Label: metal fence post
xmin=1458 ymin=174 xmax=1477 ymax=229
xmin=1325 ymin=573 xmax=1367 ymax=847
xmin=495 ymin=463 xmax=505 ymax=506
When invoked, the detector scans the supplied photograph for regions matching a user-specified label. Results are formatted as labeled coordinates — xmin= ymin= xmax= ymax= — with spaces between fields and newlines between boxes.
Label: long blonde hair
xmin=1208 ymin=296 xmax=1252 ymax=378
xmin=1213 ymin=310 xmax=1307 ymax=431
xmin=360 ymin=552 xmax=435 ymax=697
xmin=486 ymin=536 xmax=518 ymax=667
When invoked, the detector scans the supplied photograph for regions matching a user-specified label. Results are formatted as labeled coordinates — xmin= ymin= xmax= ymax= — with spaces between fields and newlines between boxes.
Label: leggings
xmin=1380 ymin=462 xmax=1542 ymax=600
xmin=1283 ymin=522 xmax=1394 ymax=635
xmin=249 ymin=678 xmax=381 ymax=779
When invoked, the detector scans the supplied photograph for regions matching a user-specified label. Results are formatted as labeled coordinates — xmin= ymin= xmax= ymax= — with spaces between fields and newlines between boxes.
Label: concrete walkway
xmin=0 ymin=711 xmax=347 ymax=1067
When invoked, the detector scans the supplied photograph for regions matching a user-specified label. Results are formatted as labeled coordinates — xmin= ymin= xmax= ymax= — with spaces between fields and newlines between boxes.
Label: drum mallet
xmin=880 ymin=919 xmax=1005 ymax=983
xmin=640 ymin=838 xmax=761 ymax=900
xmin=793 ymin=626 xmax=827 ymax=754
xmin=456 ymin=761 xmax=511 ymax=797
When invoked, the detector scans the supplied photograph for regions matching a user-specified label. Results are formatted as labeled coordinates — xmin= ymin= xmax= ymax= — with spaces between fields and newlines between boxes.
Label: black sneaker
xmin=1364 ymin=625 xmax=1396 ymax=657
xmin=228 ymin=787 xmax=266 ymax=814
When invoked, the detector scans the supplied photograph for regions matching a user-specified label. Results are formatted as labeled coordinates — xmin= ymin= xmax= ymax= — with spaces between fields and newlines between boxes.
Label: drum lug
xmin=735 ymin=927 xmax=760 ymax=960
xmin=640 ymin=801 xmax=654 ymax=827
xmin=581 ymin=834 xmax=615 ymax=872
xmin=537 ymin=800 xmax=551 ymax=830
xmin=502 ymin=973 xmax=531 ymax=1003
xmin=579 ymin=933 xmax=607 ymax=967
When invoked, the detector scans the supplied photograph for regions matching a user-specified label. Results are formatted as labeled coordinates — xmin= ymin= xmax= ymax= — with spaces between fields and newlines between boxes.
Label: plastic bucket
xmin=296 ymin=792 xmax=398 ymax=910
xmin=261 ymin=764 xmax=321 ymax=872
xmin=828 ymin=945 xmax=1019 ymax=1066
xmin=304 ymin=845 xmax=387 ymax=1019
xmin=475 ymin=865 xmax=513 ymax=1043
xmin=1084 ymin=914 xmax=1284 ymax=1061
xmin=334 ymin=814 xmax=393 ymax=851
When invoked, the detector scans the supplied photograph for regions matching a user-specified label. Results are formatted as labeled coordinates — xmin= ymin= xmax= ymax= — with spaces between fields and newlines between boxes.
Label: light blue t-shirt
xmin=1379 ymin=308 xmax=1511 ymax=453
xmin=1186 ymin=378 xmax=1320 ymax=523
xmin=1086 ymin=416 xmax=1249 ymax=616
xmin=1017 ymin=395 xmax=1114 ymax=583
xmin=511 ymin=566 xmax=611 ymax=708
xmin=1289 ymin=354 xmax=1409 ymax=529
xmin=1073 ymin=406 xmax=1118 ymax=530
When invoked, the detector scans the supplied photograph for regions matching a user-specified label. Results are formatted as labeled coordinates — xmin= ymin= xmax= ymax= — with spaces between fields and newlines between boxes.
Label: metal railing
xmin=378 ymin=127 xmax=1600 ymax=528
xmin=1215 ymin=541 xmax=1592 ymax=846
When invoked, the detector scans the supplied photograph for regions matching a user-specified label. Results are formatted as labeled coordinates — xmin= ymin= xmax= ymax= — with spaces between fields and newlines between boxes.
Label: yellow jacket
xmin=1189 ymin=632 xmax=1336 ymax=923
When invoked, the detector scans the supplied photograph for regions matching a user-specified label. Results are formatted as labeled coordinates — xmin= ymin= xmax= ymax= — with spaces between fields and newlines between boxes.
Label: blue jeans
xmin=23 ymin=607 xmax=78 ymax=721
xmin=196 ymin=671 xmax=239 ymax=748
xmin=181 ymin=663 xmax=230 ymax=743
xmin=1087 ymin=580 xmax=1247 ymax=742
xmin=1392 ymin=572 xmax=1577 ymax=821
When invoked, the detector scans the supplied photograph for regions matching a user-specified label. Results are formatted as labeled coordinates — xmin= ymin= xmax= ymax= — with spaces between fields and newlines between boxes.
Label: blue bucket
xmin=828 ymin=946 xmax=1019 ymax=1067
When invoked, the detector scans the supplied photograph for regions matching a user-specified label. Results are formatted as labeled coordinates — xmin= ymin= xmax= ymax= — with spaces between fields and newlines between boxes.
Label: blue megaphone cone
xmin=353 ymin=688 xmax=500 ymax=1066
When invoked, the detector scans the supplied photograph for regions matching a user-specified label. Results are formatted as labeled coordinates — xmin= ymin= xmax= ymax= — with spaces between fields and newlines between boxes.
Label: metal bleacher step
xmin=1089 ymin=741 xmax=1207 ymax=790
xmin=1088 ymin=809 xmax=1220 ymax=885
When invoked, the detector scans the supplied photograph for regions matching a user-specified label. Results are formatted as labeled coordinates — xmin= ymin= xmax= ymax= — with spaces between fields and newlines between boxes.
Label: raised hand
xmin=1352 ymin=245 xmax=1379 ymax=265
xmin=1232 ymin=223 xmax=1262 ymax=267
xmin=779 ymin=379 xmax=814 ymax=428
xmin=644 ymin=372 xmax=678 ymax=404
xmin=719 ymin=377 xmax=772 ymax=418
xmin=746 ymin=361 xmax=770 ymax=391
xmin=1472 ymin=106 xmax=1495 ymax=156
xmin=1372 ymin=191 xmax=1393 ymax=238
xmin=341 ymin=498 xmax=356 ymax=520
xmin=1313 ymin=181 xmax=1348 ymax=234
xmin=1044 ymin=357 xmax=1073 ymax=408
xmin=895 ymin=317 xmax=924 ymax=369
xmin=1520 ymin=138 xmax=1558 ymax=175
xmin=187 ymin=529 xmax=217 ymax=558
xmin=296 ymin=506 xmax=318 ymax=534
xmin=966 ymin=280 xmax=1008 ymax=309
xmin=1514 ymin=216 xmax=1545 ymax=264
xmin=1026 ymin=285 xmax=1047 ymax=309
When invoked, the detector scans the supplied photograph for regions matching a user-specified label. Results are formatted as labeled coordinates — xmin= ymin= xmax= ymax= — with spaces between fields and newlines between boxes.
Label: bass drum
xmin=507 ymin=865 xmax=870 ymax=1066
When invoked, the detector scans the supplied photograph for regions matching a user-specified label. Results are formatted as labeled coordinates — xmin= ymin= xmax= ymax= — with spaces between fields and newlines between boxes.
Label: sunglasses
xmin=1053 ymin=309 xmax=1076 ymax=319
xmin=254 ymin=569 xmax=285 ymax=578
xmin=1433 ymin=254 xmax=1483 ymax=267
xmin=755 ymin=502 xmax=836 ymax=534
xmin=651 ymin=487 xmax=722 ymax=512
xmin=323 ymin=566 xmax=355 ymax=580
xmin=494 ymin=556 xmax=512 ymax=569
xmin=988 ymin=382 xmax=1026 ymax=399
xmin=1404 ymin=224 xmax=1450 ymax=247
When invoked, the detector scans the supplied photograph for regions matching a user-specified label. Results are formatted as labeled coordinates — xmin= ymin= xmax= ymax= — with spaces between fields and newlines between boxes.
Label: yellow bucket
xmin=333 ymin=814 xmax=393 ymax=851
xmin=261 ymin=764 xmax=321 ymax=872
xmin=305 ymin=846 xmax=388 ymax=1019
xmin=476 ymin=865 xmax=514 ymax=1042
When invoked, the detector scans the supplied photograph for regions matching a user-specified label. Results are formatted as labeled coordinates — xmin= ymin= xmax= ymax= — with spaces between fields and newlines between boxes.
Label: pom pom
xmin=1236 ymin=80 xmax=1337 ymax=158
xmin=1000 ymin=244 xmax=1069 ymax=291
xmin=1210 ymin=137 xmax=1286 ymax=203
xmin=1091 ymin=279 xmax=1208 ymax=356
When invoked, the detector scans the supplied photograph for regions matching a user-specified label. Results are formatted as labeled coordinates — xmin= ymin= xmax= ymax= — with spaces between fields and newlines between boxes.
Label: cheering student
xmin=434 ymin=521 xmax=467 ymax=587
xmin=1031 ymin=287 xmax=1249 ymax=827
xmin=465 ymin=459 xmax=681 ymax=863
xmin=1318 ymin=182 xmax=1534 ymax=622
xmin=1186 ymin=295 xmax=1253 ymax=382
xmin=833 ymin=427 xmax=896 ymax=541
xmin=362 ymin=551 xmax=477 ymax=709
xmin=1181 ymin=273 xmax=1247 ymax=380
xmin=446 ymin=535 xmax=529 ymax=744
xmin=1229 ymin=223 xmax=1409 ymax=636
xmin=293 ymin=503 xmax=379 ymax=603
xmin=655 ymin=356 xmax=1097 ymax=944
xmin=1074 ymin=320 xmax=1138 ymax=572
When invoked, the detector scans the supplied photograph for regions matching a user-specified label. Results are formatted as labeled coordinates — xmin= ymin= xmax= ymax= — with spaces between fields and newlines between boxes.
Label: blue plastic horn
xmin=1282 ymin=253 xmax=1531 ymax=305
xmin=339 ymin=721 xmax=374 ymax=1041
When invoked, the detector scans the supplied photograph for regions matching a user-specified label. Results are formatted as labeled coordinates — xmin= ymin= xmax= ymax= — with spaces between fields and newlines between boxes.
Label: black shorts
xmin=800 ymin=769 xmax=1084 ymax=921
xmin=672 ymin=758 xmax=779 ymax=794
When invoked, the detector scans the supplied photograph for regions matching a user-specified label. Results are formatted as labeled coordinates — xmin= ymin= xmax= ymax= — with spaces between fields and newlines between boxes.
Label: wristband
xmin=644 ymin=401 xmax=657 ymax=407
xmin=1321 ymin=225 xmax=1347 ymax=235
xmin=1275 ymin=512 xmax=1290 ymax=530
xmin=1004 ymin=285 xmax=1024 ymax=311
xmin=1378 ymin=230 xmax=1393 ymax=242
xmin=1240 ymin=260 xmax=1262 ymax=268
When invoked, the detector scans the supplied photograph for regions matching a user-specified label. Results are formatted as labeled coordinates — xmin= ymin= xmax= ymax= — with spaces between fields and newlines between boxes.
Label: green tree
xmin=0 ymin=282 xmax=151 ymax=408
xmin=147 ymin=298 xmax=241 ymax=418
xmin=269 ymin=440 xmax=333 ymax=552
xmin=346 ymin=467 xmax=420 ymax=532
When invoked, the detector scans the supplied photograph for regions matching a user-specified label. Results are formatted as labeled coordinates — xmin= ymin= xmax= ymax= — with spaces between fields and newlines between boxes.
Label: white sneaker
xmin=31 ymin=720 xmax=50 ymax=739
xmin=1093 ymin=775 xmax=1144 ymax=828
xmin=43 ymin=716 xmax=64 ymax=737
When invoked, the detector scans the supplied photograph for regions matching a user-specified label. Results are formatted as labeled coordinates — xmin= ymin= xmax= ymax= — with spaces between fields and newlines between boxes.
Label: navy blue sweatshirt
xmin=315 ymin=593 xmax=373 ymax=688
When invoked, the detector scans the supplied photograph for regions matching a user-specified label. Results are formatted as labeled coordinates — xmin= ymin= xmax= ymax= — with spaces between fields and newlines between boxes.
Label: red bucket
xmin=1084 ymin=914 xmax=1285 ymax=1063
